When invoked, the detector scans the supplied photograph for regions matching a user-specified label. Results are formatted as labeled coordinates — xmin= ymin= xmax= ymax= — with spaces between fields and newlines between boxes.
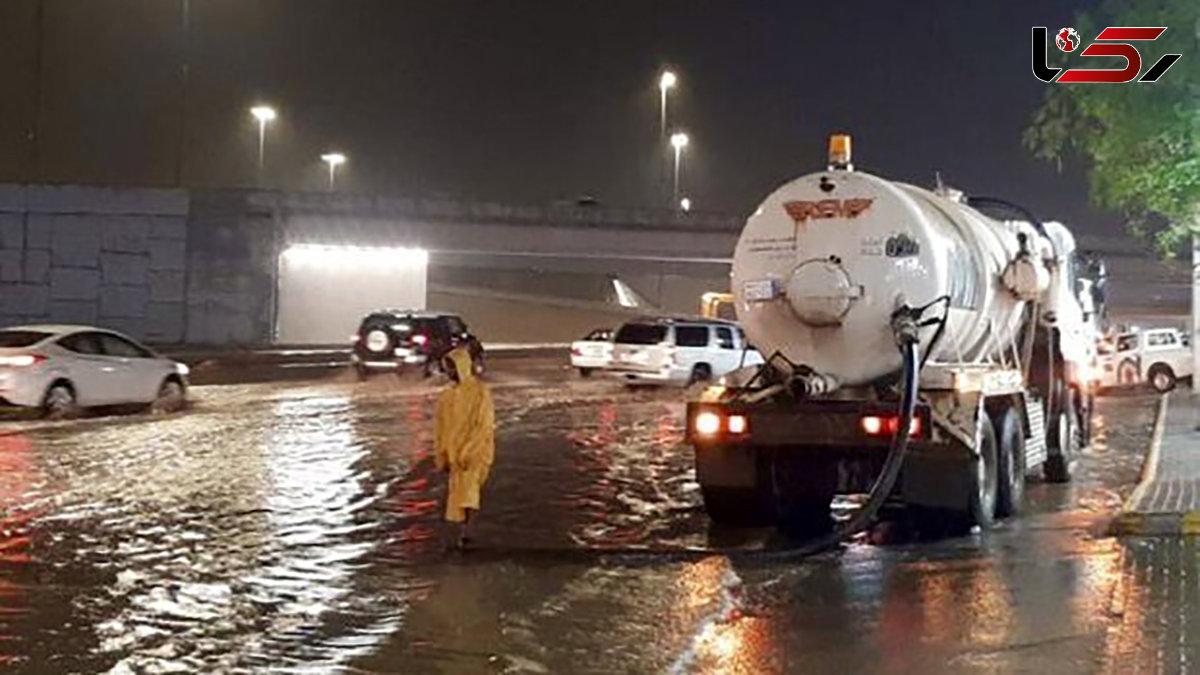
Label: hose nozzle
xmin=890 ymin=307 xmax=921 ymax=348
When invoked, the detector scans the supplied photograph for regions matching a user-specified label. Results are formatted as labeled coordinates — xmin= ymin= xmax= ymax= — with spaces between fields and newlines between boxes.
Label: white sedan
xmin=0 ymin=325 xmax=189 ymax=418
xmin=570 ymin=328 xmax=614 ymax=377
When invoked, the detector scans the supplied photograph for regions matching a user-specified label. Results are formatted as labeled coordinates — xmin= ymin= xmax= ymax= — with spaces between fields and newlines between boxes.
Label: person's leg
xmin=458 ymin=508 xmax=475 ymax=548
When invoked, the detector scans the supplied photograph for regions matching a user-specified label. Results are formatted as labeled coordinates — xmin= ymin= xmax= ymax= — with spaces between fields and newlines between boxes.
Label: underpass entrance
xmin=275 ymin=244 xmax=428 ymax=344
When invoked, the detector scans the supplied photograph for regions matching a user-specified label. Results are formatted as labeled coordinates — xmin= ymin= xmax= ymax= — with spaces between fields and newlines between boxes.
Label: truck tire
xmin=699 ymin=485 xmax=776 ymax=526
xmin=1148 ymin=364 xmax=1176 ymax=393
xmin=689 ymin=363 xmax=713 ymax=386
xmin=696 ymin=445 xmax=776 ymax=525
xmin=929 ymin=415 xmax=999 ymax=536
xmin=1043 ymin=391 xmax=1078 ymax=483
xmin=771 ymin=454 xmax=835 ymax=536
xmin=995 ymin=406 xmax=1025 ymax=518
xmin=964 ymin=415 xmax=999 ymax=531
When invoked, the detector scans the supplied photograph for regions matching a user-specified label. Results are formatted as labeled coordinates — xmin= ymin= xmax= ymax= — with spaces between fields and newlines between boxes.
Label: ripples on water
xmin=0 ymin=381 xmax=699 ymax=672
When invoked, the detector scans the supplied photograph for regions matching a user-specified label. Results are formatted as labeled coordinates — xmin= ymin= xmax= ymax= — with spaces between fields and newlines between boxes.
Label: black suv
xmin=351 ymin=310 xmax=484 ymax=378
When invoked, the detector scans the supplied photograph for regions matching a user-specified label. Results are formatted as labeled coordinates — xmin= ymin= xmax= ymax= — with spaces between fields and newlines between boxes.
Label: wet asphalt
xmin=0 ymin=359 xmax=1170 ymax=674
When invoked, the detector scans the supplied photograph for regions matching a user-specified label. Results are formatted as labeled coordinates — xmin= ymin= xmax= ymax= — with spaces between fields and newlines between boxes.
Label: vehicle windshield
xmin=0 ymin=330 xmax=52 ymax=348
xmin=615 ymin=323 xmax=667 ymax=345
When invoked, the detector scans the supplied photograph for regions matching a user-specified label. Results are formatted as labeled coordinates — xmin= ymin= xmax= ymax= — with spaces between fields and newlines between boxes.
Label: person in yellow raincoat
xmin=434 ymin=347 xmax=495 ymax=548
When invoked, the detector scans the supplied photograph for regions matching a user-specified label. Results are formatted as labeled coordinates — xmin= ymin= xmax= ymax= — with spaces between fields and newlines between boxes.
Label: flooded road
xmin=0 ymin=363 xmax=1162 ymax=673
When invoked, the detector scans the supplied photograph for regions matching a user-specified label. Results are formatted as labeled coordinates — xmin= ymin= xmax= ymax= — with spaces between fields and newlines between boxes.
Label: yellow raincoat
xmin=434 ymin=348 xmax=495 ymax=522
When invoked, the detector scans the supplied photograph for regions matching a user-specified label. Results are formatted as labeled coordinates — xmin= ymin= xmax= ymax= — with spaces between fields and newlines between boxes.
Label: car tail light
xmin=0 ymin=354 xmax=46 ymax=367
xmin=571 ymin=346 xmax=582 ymax=356
xmin=727 ymin=415 xmax=748 ymax=435
xmin=861 ymin=415 xmax=922 ymax=437
xmin=412 ymin=334 xmax=429 ymax=346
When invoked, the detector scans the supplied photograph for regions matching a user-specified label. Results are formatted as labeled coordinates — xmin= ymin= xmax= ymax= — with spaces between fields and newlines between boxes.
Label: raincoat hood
xmin=446 ymin=347 xmax=476 ymax=384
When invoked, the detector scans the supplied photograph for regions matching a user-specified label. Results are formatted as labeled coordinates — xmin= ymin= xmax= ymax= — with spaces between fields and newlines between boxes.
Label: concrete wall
xmin=0 ymin=184 xmax=188 ymax=342
xmin=184 ymin=191 xmax=277 ymax=345
xmin=0 ymin=183 xmax=1187 ymax=346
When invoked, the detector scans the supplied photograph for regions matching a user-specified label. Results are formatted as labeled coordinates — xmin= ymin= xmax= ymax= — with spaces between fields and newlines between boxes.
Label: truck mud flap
xmin=1024 ymin=395 xmax=1047 ymax=468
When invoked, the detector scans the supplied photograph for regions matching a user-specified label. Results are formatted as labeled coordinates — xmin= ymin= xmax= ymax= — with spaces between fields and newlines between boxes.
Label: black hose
xmin=454 ymin=325 xmax=925 ymax=567
xmin=750 ymin=333 xmax=921 ymax=561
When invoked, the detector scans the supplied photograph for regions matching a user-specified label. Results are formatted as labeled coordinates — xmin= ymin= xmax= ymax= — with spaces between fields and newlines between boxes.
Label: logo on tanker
xmin=783 ymin=198 xmax=873 ymax=224
xmin=1032 ymin=26 xmax=1181 ymax=83
xmin=1055 ymin=27 xmax=1080 ymax=52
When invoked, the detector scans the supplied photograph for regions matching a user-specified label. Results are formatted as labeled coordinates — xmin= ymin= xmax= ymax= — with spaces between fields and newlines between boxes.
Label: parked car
xmin=0 ymin=325 xmax=188 ymax=418
xmin=570 ymin=328 xmax=613 ymax=377
xmin=607 ymin=318 xmax=764 ymax=386
xmin=350 ymin=310 xmax=483 ymax=379
xmin=1098 ymin=328 xmax=1192 ymax=392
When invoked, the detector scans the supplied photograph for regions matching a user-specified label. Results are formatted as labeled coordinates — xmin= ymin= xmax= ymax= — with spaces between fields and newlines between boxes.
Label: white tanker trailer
xmin=687 ymin=135 xmax=1097 ymax=534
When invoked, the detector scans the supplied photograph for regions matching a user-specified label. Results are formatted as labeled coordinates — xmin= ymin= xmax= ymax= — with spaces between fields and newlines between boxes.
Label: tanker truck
xmin=686 ymin=134 xmax=1096 ymax=534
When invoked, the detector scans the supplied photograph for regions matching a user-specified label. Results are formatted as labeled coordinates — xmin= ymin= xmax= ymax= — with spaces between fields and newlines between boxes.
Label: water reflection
xmin=672 ymin=557 xmax=775 ymax=674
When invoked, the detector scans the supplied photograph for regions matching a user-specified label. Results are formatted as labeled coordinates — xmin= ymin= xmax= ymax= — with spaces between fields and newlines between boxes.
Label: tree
xmin=1024 ymin=0 xmax=1200 ymax=257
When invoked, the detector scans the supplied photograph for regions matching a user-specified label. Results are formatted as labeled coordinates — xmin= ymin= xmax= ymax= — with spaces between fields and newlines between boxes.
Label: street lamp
xmin=670 ymin=132 xmax=689 ymax=204
xmin=250 ymin=105 xmax=276 ymax=178
xmin=658 ymin=70 xmax=677 ymax=138
xmin=321 ymin=152 xmax=346 ymax=191
xmin=680 ymin=197 xmax=692 ymax=212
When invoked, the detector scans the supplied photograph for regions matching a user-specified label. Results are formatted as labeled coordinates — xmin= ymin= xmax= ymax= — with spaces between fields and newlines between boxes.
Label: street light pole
xmin=670 ymin=132 xmax=689 ymax=206
xmin=658 ymin=71 xmax=676 ymax=139
xmin=321 ymin=153 xmax=346 ymax=191
xmin=174 ymin=0 xmax=190 ymax=187
xmin=250 ymin=105 xmax=276 ymax=183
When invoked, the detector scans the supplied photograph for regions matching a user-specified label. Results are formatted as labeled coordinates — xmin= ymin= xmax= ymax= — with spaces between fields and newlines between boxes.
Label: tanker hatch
xmin=786 ymin=258 xmax=862 ymax=326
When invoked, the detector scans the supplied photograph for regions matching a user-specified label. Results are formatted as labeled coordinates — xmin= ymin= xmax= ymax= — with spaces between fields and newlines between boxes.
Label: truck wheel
xmin=1148 ymin=364 xmax=1176 ymax=393
xmin=689 ymin=363 xmax=713 ymax=386
xmin=578 ymin=368 xmax=593 ymax=378
xmin=771 ymin=454 xmax=835 ymax=536
xmin=354 ymin=364 xmax=369 ymax=381
xmin=964 ymin=415 xmax=999 ymax=531
xmin=696 ymin=444 xmax=776 ymax=525
xmin=700 ymin=485 xmax=775 ymax=526
xmin=938 ymin=415 xmax=999 ymax=535
xmin=1043 ymin=397 xmax=1077 ymax=483
xmin=995 ymin=406 xmax=1025 ymax=518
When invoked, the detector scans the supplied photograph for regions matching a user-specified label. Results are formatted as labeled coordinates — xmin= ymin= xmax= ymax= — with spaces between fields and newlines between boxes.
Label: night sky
xmin=0 ymin=0 xmax=1122 ymax=232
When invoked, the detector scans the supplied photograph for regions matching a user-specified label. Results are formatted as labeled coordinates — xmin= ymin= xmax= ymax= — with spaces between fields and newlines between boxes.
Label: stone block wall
xmin=0 ymin=185 xmax=189 ymax=343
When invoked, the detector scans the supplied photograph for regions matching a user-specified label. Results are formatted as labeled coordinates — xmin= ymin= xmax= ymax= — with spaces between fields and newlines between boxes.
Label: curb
xmin=1110 ymin=393 xmax=1200 ymax=536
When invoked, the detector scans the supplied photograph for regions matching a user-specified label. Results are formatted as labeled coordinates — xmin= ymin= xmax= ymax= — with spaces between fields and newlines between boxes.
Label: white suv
xmin=608 ymin=318 xmax=764 ymax=386
xmin=1099 ymin=328 xmax=1193 ymax=392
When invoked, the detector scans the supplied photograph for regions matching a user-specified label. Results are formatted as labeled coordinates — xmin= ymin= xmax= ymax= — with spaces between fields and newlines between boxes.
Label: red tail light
xmin=412 ymin=334 xmax=429 ymax=346
xmin=693 ymin=411 xmax=749 ymax=437
xmin=861 ymin=415 xmax=922 ymax=437
xmin=0 ymin=354 xmax=46 ymax=367
xmin=571 ymin=347 xmax=582 ymax=356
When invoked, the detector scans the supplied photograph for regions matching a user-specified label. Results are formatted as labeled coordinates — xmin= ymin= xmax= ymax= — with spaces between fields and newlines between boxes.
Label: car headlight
xmin=175 ymin=362 xmax=190 ymax=376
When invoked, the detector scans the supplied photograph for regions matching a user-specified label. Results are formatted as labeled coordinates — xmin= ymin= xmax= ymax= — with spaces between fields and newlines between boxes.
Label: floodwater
xmin=0 ymin=361 xmax=1167 ymax=673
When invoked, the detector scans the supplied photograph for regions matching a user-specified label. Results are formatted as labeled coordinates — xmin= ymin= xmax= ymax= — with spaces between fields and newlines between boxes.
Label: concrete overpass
xmin=0 ymin=183 xmax=1188 ymax=345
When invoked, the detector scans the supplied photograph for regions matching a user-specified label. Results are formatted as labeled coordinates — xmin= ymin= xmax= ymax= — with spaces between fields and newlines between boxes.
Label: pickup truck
xmin=1098 ymin=328 xmax=1193 ymax=393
